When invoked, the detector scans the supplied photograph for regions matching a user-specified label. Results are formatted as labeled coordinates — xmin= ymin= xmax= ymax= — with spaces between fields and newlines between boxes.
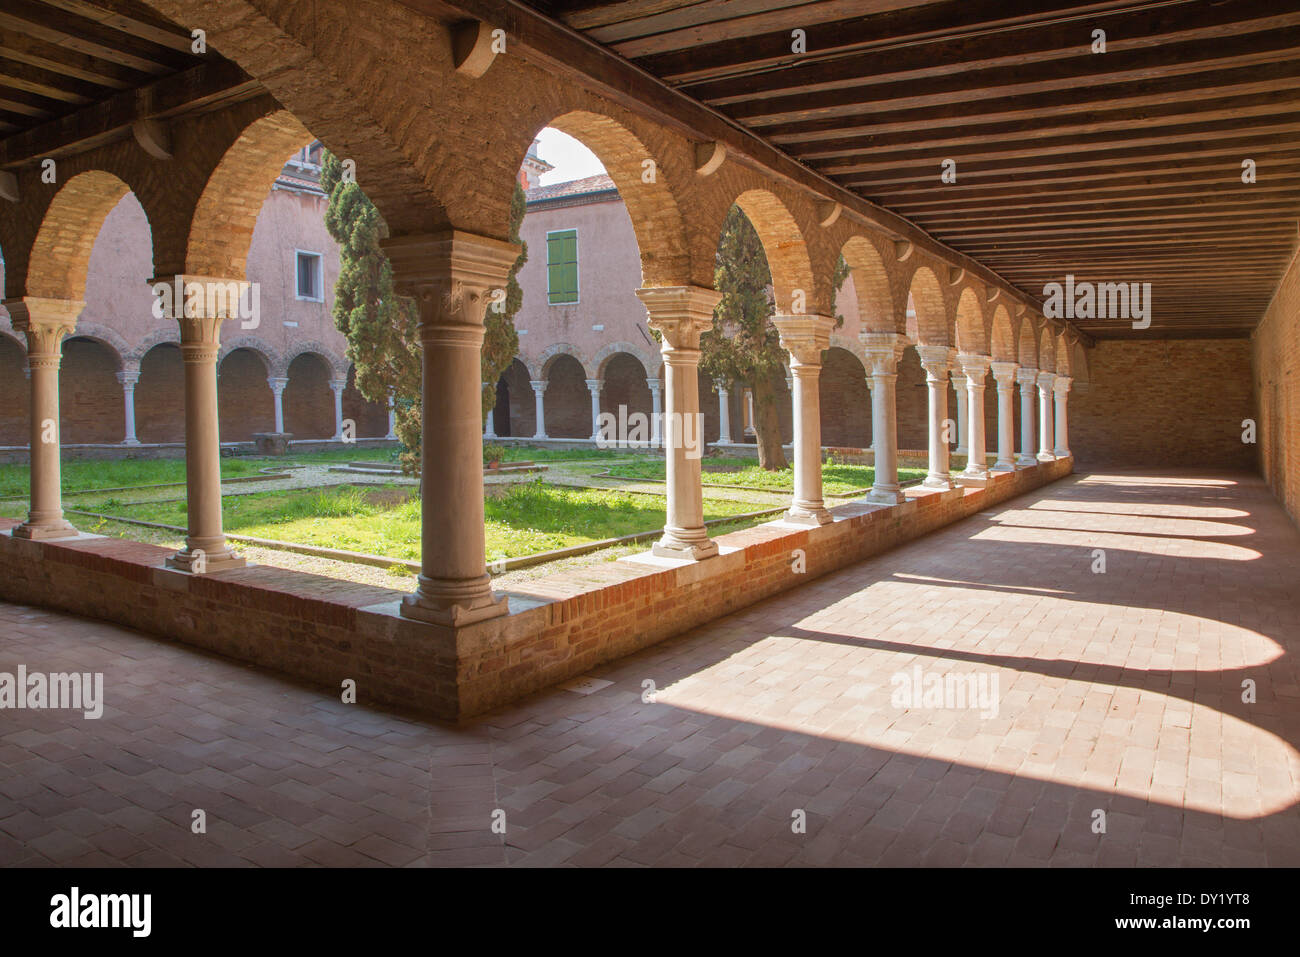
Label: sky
xmin=535 ymin=127 xmax=607 ymax=185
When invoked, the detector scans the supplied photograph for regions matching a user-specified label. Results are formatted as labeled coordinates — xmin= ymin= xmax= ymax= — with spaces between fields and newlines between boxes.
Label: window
xmin=546 ymin=229 xmax=579 ymax=304
xmin=296 ymin=251 xmax=323 ymax=301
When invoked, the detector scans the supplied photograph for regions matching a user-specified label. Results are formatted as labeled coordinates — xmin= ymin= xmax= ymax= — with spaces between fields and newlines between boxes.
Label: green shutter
xmin=547 ymin=230 xmax=579 ymax=304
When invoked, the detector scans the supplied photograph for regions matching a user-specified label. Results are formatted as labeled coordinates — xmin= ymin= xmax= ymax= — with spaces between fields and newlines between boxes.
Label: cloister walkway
xmin=2 ymin=471 xmax=1297 ymax=867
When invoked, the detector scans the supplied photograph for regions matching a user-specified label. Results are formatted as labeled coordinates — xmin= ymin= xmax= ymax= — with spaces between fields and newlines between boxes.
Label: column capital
xmin=1016 ymin=366 xmax=1039 ymax=387
xmin=990 ymin=360 xmax=1019 ymax=385
xmin=585 ymin=378 xmax=602 ymax=391
xmin=267 ymin=376 xmax=289 ymax=392
xmin=3 ymin=297 xmax=83 ymax=356
xmin=529 ymin=379 xmax=546 ymax=393
xmin=647 ymin=377 xmax=662 ymax=391
xmin=329 ymin=378 xmax=347 ymax=393
xmin=637 ymin=285 xmax=722 ymax=350
xmin=382 ymin=229 xmax=519 ymax=346
xmin=958 ymin=352 xmax=992 ymax=379
xmin=115 ymin=370 xmax=140 ymax=387
xmin=860 ymin=331 xmax=906 ymax=373
xmin=1053 ymin=375 xmax=1072 ymax=394
xmin=914 ymin=343 xmax=951 ymax=378
xmin=772 ymin=313 xmax=833 ymax=367
xmin=1037 ymin=371 xmax=1057 ymax=389
xmin=711 ymin=377 xmax=728 ymax=392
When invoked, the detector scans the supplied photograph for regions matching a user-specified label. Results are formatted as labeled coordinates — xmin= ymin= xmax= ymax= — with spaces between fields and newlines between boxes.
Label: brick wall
xmin=135 ymin=344 xmax=185 ymax=444
xmin=0 ymin=337 xmax=28 ymax=446
xmin=600 ymin=352 xmax=653 ymax=436
xmin=1253 ymin=249 xmax=1300 ymax=524
xmin=821 ymin=346 xmax=870 ymax=448
xmin=283 ymin=353 xmax=333 ymax=440
xmin=1069 ymin=339 xmax=1255 ymax=470
xmin=500 ymin=360 xmax=535 ymax=438
xmin=60 ymin=338 xmax=123 ymax=445
xmin=543 ymin=354 xmax=590 ymax=438
xmin=341 ymin=366 xmax=389 ymax=438
xmin=218 ymin=348 xmax=276 ymax=441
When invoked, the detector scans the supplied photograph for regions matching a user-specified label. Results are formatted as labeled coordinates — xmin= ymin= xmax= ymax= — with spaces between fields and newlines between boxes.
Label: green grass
xmin=0 ymin=457 xmax=267 ymax=500
xmin=91 ymin=481 xmax=764 ymax=561
xmin=605 ymin=456 xmax=928 ymax=495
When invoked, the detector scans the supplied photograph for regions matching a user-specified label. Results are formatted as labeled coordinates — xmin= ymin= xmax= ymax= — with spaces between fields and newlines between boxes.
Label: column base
xmin=1037 ymin=452 xmax=1056 ymax=462
xmin=1053 ymin=448 xmax=1071 ymax=458
xmin=533 ymin=434 xmax=548 ymax=441
xmin=13 ymin=519 xmax=79 ymax=541
xmin=866 ymin=486 xmax=905 ymax=505
xmin=991 ymin=461 xmax=1016 ymax=472
xmin=955 ymin=474 xmax=991 ymax=488
xmin=921 ymin=475 xmax=953 ymax=491
xmin=122 ymin=438 xmax=141 ymax=447
xmin=166 ymin=546 xmax=246 ymax=574
xmin=651 ymin=529 xmax=718 ymax=561
xmin=784 ymin=503 xmax=832 ymax=526
xmin=400 ymin=574 xmax=508 ymax=626
xmin=1016 ymin=454 xmax=1038 ymax=468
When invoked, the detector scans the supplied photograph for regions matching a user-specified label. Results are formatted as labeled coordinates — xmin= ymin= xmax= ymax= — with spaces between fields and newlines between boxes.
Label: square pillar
xmin=637 ymin=285 xmax=721 ymax=560
xmin=990 ymin=361 xmax=1019 ymax=471
xmin=151 ymin=275 xmax=247 ymax=573
xmin=1054 ymin=375 xmax=1072 ymax=457
xmin=1015 ymin=368 xmax=1038 ymax=467
xmin=915 ymin=344 xmax=952 ymax=490
xmin=772 ymin=314 xmax=834 ymax=526
xmin=958 ymin=354 xmax=991 ymax=479
xmin=1037 ymin=372 xmax=1056 ymax=461
xmin=861 ymin=332 xmax=907 ymax=505
xmin=383 ymin=230 xmax=519 ymax=626
xmin=4 ymin=297 xmax=82 ymax=540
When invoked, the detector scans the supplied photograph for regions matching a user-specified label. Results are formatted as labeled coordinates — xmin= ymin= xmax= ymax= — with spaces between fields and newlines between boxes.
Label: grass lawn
xmin=0 ymin=457 xmax=267 ymax=500
xmin=605 ymin=456 xmax=929 ymax=495
xmin=82 ymin=481 xmax=766 ymax=561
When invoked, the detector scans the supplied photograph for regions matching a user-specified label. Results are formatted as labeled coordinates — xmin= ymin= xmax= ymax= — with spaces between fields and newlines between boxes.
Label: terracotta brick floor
xmin=2 ymin=469 xmax=1299 ymax=867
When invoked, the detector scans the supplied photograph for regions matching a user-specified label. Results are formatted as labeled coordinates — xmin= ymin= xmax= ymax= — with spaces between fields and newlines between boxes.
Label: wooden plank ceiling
xmin=0 ymin=0 xmax=257 ymax=163
xmin=529 ymin=0 xmax=1300 ymax=339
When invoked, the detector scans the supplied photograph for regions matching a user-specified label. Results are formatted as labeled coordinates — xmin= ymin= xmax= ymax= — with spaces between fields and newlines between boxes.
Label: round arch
xmin=905 ymin=264 xmax=948 ymax=345
xmin=989 ymin=304 xmax=1015 ymax=362
xmin=841 ymin=234 xmax=898 ymax=333
xmin=954 ymin=285 xmax=988 ymax=355
xmin=731 ymin=188 xmax=814 ymax=315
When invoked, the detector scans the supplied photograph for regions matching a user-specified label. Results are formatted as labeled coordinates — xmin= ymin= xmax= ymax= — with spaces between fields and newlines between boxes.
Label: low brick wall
xmin=0 ymin=458 xmax=1071 ymax=721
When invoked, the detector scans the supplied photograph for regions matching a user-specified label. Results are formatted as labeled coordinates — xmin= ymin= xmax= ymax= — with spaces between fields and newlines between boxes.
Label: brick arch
xmin=185 ymin=111 xmax=312 ymax=278
xmin=220 ymin=338 xmax=277 ymax=376
xmin=731 ymin=189 xmax=814 ymax=315
xmin=954 ymin=285 xmax=988 ymax=355
xmin=989 ymin=304 xmax=1016 ymax=362
xmin=542 ymin=112 xmax=690 ymax=285
xmin=276 ymin=341 xmax=347 ymax=379
xmin=1016 ymin=316 xmax=1041 ymax=369
xmin=538 ymin=343 xmax=589 ymax=379
xmin=129 ymin=328 xmax=181 ymax=365
xmin=592 ymin=341 xmax=654 ymax=379
xmin=25 ymin=170 xmax=139 ymax=300
xmin=905 ymin=264 xmax=949 ymax=346
xmin=542 ymin=352 xmax=591 ymax=438
xmin=1055 ymin=333 xmax=1073 ymax=377
xmin=820 ymin=346 xmax=870 ymax=449
xmin=841 ymin=234 xmax=899 ymax=333
xmin=67 ymin=321 xmax=130 ymax=370
xmin=1037 ymin=327 xmax=1057 ymax=373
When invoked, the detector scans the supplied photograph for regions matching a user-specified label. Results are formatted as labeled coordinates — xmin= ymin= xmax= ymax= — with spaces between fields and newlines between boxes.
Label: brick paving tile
xmin=1 ymin=471 xmax=1297 ymax=866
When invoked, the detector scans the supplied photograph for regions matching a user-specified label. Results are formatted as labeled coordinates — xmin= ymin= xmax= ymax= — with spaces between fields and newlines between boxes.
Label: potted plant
xmin=483 ymin=443 xmax=506 ymax=470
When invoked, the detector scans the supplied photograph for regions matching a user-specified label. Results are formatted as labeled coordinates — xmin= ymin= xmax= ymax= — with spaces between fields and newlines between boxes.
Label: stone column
xmin=117 ymin=369 xmax=140 ymax=445
xmin=637 ymin=285 xmax=721 ymax=560
xmin=268 ymin=376 xmax=288 ymax=434
xmin=864 ymin=374 xmax=874 ymax=456
xmin=383 ymin=230 xmax=518 ymax=626
xmin=647 ymin=376 xmax=662 ymax=447
xmin=773 ymin=314 xmax=834 ymax=526
xmin=4 ymin=297 xmax=81 ymax=540
xmin=959 ymin=354 xmax=991 ymax=479
xmin=386 ymin=390 xmax=397 ymax=440
xmin=152 ymin=276 xmax=245 ymax=573
xmin=861 ymin=332 xmax=906 ymax=505
xmin=915 ymin=344 xmax=952 ymax=490
xmin=990 ymin=361 xmax=1019 ymax=471
xmin=1016 ymin=368 xmax=1038 ymax=467
xmin=715 ymin=379 xmax=732 ymax=444
xmin=1053 ymin=375 xmax=1072 ymax=458
xmin=1037 ymin=371 xmax=1056 ymax=461
xmin=586 ymin=378 xmax=602 ymax=442
xmin=530 ymin=379 xmax=547 ymax=440
xmin=483 ymin=382 xmax=497 ymax=439
xmin=329 ymin=378 xmax=346 ymax=440
xmin=951 ymin=370 xmax=969 ymax=455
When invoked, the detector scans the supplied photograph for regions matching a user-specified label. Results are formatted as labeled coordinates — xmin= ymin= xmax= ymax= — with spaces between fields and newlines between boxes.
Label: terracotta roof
xmin=525 ymin=173 xmax=616 ymax=203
